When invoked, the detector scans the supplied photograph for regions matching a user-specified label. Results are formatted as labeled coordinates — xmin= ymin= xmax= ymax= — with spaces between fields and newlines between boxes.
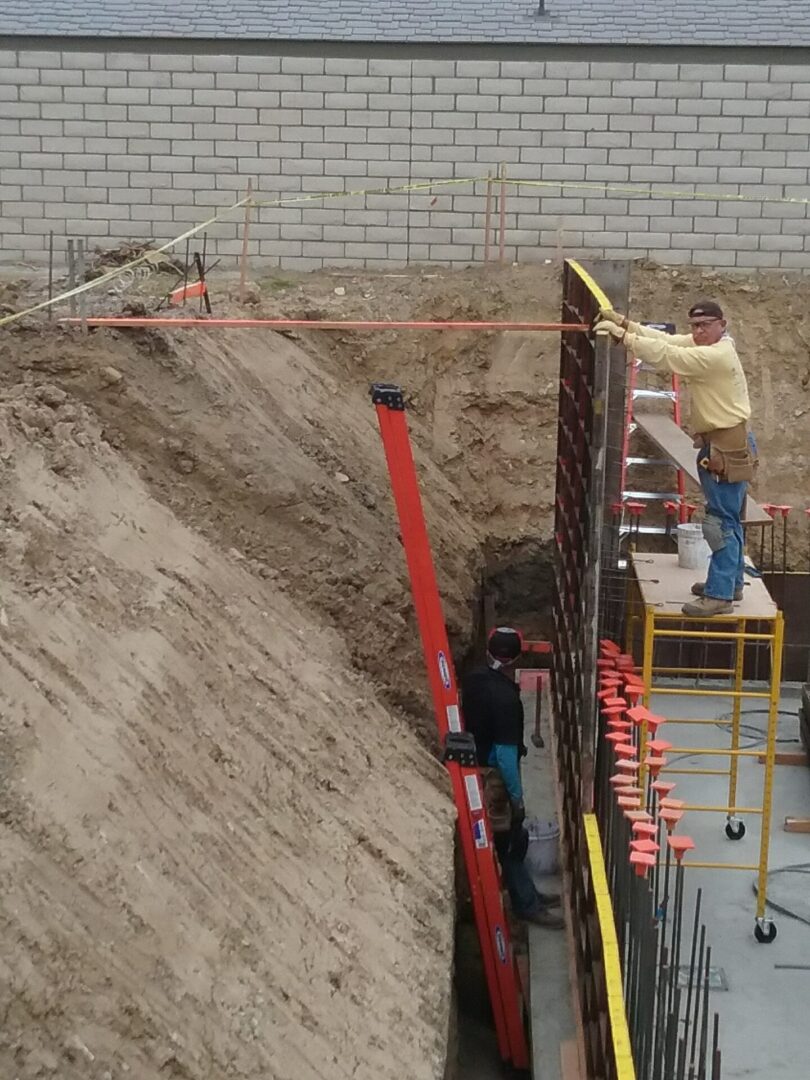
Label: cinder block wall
xmin=2 ymin=42 xmax=810 ymax=270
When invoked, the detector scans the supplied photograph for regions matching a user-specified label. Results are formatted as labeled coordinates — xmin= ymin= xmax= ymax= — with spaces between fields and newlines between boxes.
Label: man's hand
xmin=593 ymin=319 xmax=627 ymax=342
xmin=510 ymin=798 xmax=526 ymax=828
xmin=598 ymin=307 xmax=628 ymax=328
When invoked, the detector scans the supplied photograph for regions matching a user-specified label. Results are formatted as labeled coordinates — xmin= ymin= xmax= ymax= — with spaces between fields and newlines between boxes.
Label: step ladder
xmin=619 ymin=321 xmax=692 ymax=539
xmin=371 ymin=383 xmax=530 ymax=1070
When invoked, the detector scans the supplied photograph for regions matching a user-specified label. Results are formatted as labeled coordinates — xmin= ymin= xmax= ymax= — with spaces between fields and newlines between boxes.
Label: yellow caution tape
xmin=3 ymin=169 xmax=808 ymax=329
xmin=248 ymin=174 xmax=489 ymax=208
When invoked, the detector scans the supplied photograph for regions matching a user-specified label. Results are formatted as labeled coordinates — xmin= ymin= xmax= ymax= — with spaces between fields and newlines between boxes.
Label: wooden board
xmin=633 ymin=411 xmax=772 ymax=525
xmin=631 ymin=552 xmax=778 ymax=619
xmin=784 ymin=817 xmax=810 ymax=833
xmin=757 ymin=751 xmax=809 ymax=766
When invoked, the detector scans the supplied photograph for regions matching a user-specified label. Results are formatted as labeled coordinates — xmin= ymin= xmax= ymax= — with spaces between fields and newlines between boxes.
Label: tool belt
xmin=693 ymin=421 xmax=757 ymax=483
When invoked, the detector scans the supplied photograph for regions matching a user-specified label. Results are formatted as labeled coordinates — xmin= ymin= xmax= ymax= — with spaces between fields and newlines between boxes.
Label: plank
xmin=757 ymin=751 xmax=808 ymax=766
xmin=560 ymin=1038 xmax=584 ymax=1080
xmin=632 ymin=552 xmax=777 ymax=620
xmin=633 ymin=411 xmax=772 ymax=525
xmin=784 ymin=817 xmax=810 ymax=833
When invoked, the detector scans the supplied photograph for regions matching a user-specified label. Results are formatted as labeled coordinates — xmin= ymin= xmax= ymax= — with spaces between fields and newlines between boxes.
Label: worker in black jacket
xmin=461 ymin=627 xmax=563 ymax=929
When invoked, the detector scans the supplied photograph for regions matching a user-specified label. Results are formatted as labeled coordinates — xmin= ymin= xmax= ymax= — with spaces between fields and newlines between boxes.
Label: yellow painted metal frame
xmin=633 ymin=576 xmax=785 ymax=919
xmin=584 ymin=814 xmax=637 ymax=1080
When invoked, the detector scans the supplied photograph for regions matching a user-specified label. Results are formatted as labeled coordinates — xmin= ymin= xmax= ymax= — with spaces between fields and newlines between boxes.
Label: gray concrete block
xmin=149 ymin=53 xmax=191 ymax=72
xmin=611 ymin=115 xmax=654 ymax=131
xmin=61 ymin=51 xmax=105 ymax=70
xmin=259 ymin=74 xmax=301 ymax=91
xmin=764 ymin=166 xmax=809 ymax=183
xmin=746 ymin=80 xmax=792 ymax=101
xmin=629 ymin=165 xmax=674 ymax=181
xmin=238 ymin=55 xmax=282 ymax=74
xmin=765 ymin=133 xmax=808 ymax=149
xmin=130 ymin=70 xmax=170 ymax=88
xmin=769 ymin=64 xmax=810 ymax=82
xmin=566 ymin=114 xmax=609 ymax=131
xmin=41 ymin=69 xmax=82 ymax=86
xmin=20 ymin=85 xmax=62 ymax=102
xmin=521 ymin=79 xmax=567 ymax=96
xmin=63 ymin=87 xmax=106 ymax=104
xmin=723 ymin=99 xmax=768 ymax=116
xmin=654 ymin=115 xmax=699 ymax=131
xmin=635 ymin=96 xmax=676 ymax=115
xmin=745 ymin=151 xmax=788 ymax=166
xmin=457 ymin=94 xmax=499 ymax=111
xmin=280 ymin=56 xmax=325 ymax=75
xmin=544 ymin=96 xmax=587 ymax=113
xmin=151 ymin=88 xmax=194 ymax=105
xmin=324 ymin=58 xmax=368 ymax=76
xmin=589 ymin=62 xmax=635 ymax=78
xmin=193 ymin=55 xmax=237 ymax=74
xmin=109 ymin=87 xmax=149 ymax=104
xmin=171 ymin=105 xmax=215 ymax=123
xmin=371 ymin=58 xmax=417 ymax=76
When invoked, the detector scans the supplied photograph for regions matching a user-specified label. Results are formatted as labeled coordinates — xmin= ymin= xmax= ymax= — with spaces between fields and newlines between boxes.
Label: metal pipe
xmin=60 ymin=316 xmax=591 ymax=332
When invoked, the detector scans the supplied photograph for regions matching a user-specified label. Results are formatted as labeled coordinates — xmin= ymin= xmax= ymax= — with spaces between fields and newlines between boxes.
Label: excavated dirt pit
xmin=1 ymin=262 xmax=809 ymax=1079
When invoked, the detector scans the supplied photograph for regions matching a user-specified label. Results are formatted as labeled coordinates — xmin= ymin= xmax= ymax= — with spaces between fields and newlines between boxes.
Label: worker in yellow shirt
xmin=594 ymin=301 xmax=757 ymax=617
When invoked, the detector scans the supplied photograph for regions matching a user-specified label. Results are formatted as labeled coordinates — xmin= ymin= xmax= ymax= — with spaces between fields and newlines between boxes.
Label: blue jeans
xmin=494 ymin=831 xmax=543 ymax=917
xmin=697 ymin=438 xmax=754 ymax=601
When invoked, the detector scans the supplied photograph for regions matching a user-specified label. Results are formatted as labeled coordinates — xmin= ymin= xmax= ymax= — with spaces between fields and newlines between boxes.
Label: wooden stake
xmin=484 ymin=171 xmax=493 ymax=263
xmin=76 ymin=238 xmax=87 ymax=334
xmin=67 ymin=239 xmax=76 ymax=317
xmin=239 ymin=178 xmax=253 ymax=303
xmin=498 ymin=163 xmax=507 ymax=265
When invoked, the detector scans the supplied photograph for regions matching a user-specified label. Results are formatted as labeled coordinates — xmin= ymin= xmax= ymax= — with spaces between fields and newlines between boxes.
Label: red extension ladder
xmin=371 ymin=383 xmax=529 ymax=1071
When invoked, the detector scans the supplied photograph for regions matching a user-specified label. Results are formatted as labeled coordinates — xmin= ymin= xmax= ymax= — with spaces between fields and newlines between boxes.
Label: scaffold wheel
xmin=725 ymin=818 xmax=746 ymax=841
xmin=754 ymin=919 xmax=777 ymax=944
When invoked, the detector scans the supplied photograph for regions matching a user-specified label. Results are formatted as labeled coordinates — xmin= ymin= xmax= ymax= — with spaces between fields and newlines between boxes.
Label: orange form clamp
xmin=370 ymin=383 xmax=529 ymax=1070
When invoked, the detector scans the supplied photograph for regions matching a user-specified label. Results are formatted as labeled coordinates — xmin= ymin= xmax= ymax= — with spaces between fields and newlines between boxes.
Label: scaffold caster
xmin=725 ymin=817 xmax=746 ymax=841
xmin=754 ymin=918 xmax=777 ymax=944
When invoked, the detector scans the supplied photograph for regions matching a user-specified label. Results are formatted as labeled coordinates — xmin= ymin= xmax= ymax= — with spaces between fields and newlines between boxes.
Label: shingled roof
xmin=2 ymin=0 xmax=809 ymax=46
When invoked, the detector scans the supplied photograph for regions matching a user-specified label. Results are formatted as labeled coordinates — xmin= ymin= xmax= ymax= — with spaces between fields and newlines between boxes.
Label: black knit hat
xmin=688 ymin=300 xmax=724 ymax=320
xmin=487 ymin=626 xmax=523 ymax=663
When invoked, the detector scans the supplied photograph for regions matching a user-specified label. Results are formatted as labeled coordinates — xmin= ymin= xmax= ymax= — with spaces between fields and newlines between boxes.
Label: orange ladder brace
xmin=371 ymin=383 xmax=529 ymax=1070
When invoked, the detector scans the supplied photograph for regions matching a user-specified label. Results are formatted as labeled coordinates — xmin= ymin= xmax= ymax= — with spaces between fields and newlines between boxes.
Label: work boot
xmin=523 ymin=908 xmax=565 ymax=930
xmin=537 ymin=891 xmax=561 ymax=907
xmin=692 ymin=581 xmax=743 ymax=602
xmin=682 ymin=596 xmax=733 ymax=617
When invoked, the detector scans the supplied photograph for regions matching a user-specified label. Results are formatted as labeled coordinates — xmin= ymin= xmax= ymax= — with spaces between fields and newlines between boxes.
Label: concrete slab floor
xmin=647 ymin=683 xmax=810 ymax=1080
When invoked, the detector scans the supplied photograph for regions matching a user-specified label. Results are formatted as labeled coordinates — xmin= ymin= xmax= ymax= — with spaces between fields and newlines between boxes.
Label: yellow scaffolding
xmin=626 ymin=552 xmax=784 ymax=936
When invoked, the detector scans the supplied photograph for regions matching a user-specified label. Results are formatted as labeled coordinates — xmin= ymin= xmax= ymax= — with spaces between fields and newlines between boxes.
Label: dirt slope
xmin=0 ymin=337 xmax=464 ymax=1079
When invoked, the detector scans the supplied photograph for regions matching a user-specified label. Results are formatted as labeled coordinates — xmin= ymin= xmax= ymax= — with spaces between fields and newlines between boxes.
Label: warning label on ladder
xmin=464 ymin=774 xmax=483 ymax=812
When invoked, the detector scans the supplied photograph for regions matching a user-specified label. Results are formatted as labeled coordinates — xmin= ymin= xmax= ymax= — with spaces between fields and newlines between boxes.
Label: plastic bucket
xmin=677 ymin=522 xmax=712 ymax=571
xmin=525 ymin=818 xmax=560 ymax=878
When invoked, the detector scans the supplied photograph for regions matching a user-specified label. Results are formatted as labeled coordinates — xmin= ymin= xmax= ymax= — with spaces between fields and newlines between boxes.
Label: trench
xmin=452 ymin=536 xmax=556 ymax=1079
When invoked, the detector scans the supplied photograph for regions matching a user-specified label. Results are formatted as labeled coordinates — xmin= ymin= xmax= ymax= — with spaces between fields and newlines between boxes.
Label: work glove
xmin=593 ymin=319 xmax=627 ymax=342
xmin=510 ymin=798 xmax=526 ymax=828
xmin=598 ymin=307 xmax=628 ymax=328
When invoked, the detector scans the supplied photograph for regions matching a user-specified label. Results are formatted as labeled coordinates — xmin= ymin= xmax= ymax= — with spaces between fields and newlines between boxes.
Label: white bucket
xmin=525 ymin=818 xmax=560 ymax=878
xmin=677 ymin=523 xmax=712 ymax=571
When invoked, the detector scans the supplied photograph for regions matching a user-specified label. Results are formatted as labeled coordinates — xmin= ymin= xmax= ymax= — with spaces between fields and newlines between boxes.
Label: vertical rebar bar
xmin=47 ymin=231 xmax=54 ymax=320
xmin=76 ymin=238 xmax=87 ymax=334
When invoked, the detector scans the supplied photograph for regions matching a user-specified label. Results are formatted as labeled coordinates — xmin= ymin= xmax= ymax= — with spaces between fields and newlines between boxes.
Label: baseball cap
xmin=688 ymin=301 xmax=724 ymax=320
xmin=487 ymin=626 xmax=523 ymax=663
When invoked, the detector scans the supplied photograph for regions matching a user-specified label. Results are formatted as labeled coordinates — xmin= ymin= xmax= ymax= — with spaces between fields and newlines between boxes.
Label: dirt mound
xmin=0 ymin=372 xmax=458 ymax=1079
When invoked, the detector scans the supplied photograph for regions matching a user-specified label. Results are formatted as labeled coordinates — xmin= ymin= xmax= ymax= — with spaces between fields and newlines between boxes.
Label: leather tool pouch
xmin=696 ymin=422 xmax=757 ymax=483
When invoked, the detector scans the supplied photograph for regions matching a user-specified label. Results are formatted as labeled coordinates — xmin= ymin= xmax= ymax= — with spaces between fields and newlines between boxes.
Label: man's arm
xmin=626 ymin=321 xmax=694 ymax=346
xmin=622 ymin=331 xmax=717 ymax=378
xmin=491 ymin=743 xmax=523 ymax=801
